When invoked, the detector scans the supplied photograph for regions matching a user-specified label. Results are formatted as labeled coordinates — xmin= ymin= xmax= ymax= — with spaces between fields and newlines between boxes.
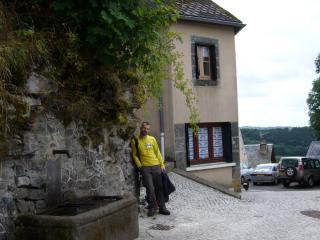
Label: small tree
xmin=307 ymin=53 xmax=320 ymax=138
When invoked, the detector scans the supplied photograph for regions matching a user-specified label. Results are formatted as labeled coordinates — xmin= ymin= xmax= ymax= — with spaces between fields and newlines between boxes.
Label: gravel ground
xmin=136 ymin=172 xmax=320 ymax=240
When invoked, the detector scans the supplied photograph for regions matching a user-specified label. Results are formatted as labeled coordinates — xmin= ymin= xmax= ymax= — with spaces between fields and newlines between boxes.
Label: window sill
xmin=186 ymin=162 xmax=236 ymax=171
xmin=193 ymin=79 xmax=217 ymax=86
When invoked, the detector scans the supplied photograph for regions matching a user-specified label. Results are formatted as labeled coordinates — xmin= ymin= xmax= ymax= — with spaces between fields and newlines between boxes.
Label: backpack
xmin=131 ymin=136 xmax=142 ymax=193
xmin=132 ymin=136 xmax=140 ymax=169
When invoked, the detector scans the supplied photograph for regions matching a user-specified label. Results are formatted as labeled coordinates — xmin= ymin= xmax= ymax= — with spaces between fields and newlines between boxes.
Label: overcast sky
xmin=213 ymin=0 xmax=320 ymax=127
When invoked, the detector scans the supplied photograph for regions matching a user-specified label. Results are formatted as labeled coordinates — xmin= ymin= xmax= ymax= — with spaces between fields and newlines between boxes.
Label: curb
xmin=172 ymin=168 xmax=241 ymax=199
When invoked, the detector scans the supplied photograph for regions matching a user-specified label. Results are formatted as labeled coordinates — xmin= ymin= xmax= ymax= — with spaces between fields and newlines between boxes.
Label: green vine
xmin=0 ymin=0 xmax=198 ymax=150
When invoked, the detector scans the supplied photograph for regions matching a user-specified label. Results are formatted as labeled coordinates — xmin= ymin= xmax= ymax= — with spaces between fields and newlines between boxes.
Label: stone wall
xmin=0 ymin=73 xmax=138 ymax=240
xmin=0 ymin=114 xmax=137 ymax=240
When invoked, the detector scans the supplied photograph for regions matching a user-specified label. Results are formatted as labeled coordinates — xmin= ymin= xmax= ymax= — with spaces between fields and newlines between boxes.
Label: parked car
xmin=278 ymin=156 xmax=320 ymax=188
xmin=251 ymin=163 xmax=279 ymax=185
xmin=240 ymin=163 xmax=253 ymax=183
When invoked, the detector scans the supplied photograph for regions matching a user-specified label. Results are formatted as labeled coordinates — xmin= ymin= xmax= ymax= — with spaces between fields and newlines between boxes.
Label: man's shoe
xmin=159 ymin=208 xmax=170 ymax=215
xmin=147 ymin=209 xmax=156 ymax=217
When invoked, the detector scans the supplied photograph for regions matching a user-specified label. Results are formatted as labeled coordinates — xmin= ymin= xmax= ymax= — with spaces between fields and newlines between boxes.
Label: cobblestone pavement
xmin=136 ymin=172 xmax=320 ymax=240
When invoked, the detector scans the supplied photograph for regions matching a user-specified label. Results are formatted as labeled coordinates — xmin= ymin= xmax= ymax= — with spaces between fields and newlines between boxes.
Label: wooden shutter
xmin=223 ymin=123 xmax=233 ymax=162
xmin=185 ymin=125 xmax=192 ymax=167
xmin=195 ymin=44 xmax=199 ymax=79
xmin=209 ymin=45 xmax=217 ymax=80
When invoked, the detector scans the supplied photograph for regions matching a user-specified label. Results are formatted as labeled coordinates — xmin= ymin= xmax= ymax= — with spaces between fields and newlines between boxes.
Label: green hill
xmin=241 ymin=127 xmax=316 ymax=159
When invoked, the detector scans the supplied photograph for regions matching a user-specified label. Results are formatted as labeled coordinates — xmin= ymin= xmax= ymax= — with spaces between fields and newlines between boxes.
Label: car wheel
xmin=241 ymin=176 xmax=244 ymax=184
xmin=283 ymin=181 xmax=290 ymax=188
xmin=307 ymin=177 xmax=315 ymax=188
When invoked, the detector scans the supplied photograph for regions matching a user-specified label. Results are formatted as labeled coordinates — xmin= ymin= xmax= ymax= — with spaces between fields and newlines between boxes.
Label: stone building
xmin=306 ymin=141 xmax=320 ymax=159
xmin=244 ymin=143 xmax=276 ymax=168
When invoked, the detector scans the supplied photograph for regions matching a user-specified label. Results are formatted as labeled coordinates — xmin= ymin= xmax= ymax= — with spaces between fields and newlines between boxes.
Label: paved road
xmin=136 ymin=172 xmax=320 ymax=240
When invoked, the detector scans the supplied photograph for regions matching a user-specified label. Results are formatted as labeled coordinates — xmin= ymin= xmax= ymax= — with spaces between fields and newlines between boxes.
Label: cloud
xmin=215 ymin=0 xmax=320 ymax=126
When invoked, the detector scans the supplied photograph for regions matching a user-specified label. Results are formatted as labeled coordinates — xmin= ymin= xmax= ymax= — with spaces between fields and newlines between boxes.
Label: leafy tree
xmin=0 ymin=0 xmax=198 ymax=151
xmin=307 ymin=53 xmax=320 ymax=138
xmin=241 ymin=127 xmax=316 ymax=157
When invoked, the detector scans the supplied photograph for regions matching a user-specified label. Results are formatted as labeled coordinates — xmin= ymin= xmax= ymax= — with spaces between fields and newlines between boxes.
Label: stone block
xmin=231 ymin=122 xmax=239 ymax=137
xmin=65 ymin=179 xmax=76 ymax=189
xmin=2 ymin=165 xmax=15 ymax=180
xmin=232 ymin=136 xmax=239 ymax=153
xmin=16 ymin=200 xmax=28 ymax=213
xmin=76 ymin=180 xmax=91 ymax=190
xmin=12 ymin=189 xmax=29 ymax=199
xmin=175 ymin=137 xmax=186 ymax=152
xmin=29 ymin=176 xmax=45 ymax=189
xmin=89 ymin=176 xmax=101 ymax=189
xmin=16 ymin=199 xmax=35 ymax=213
xmin=35 ymin=200 xmax=47 ymax=209
xmin=0 ymin=181 xmax=7 ymax=190
xmin=109 ymin=137 xmax=125 ymax=152
xmin=0 ymin=223 xmax=5 ymax=234
xmin=13 ymin=164 xmax=25 ymax=177
xmin=175 ymin=151 xmax=187 ymax=169
xmin=15 ymin=196 xmax=139 ymax=240
xmin=30 ymin=161 xmax=47 ymax=175
xmin=26 ymin=72 xmax=57 ymax=95
xmin=174 ymin=124 xmax=185 ymax=139
xmin=15 ymin=177 xmax=30 ymax=188
xmin=28 ymin=189 xmax=46 ymax=200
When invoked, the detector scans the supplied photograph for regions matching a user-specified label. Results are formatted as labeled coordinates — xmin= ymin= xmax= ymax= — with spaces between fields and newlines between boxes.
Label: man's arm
xmin=153 ymin=138 xmax=165 ymax=169
xmin=131 ymin=139 xmax=142 ymax=169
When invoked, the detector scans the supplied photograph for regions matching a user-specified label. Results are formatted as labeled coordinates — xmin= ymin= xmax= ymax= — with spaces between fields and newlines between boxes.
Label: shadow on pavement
xmin=248 ymin=181 xmax=320 ymax=192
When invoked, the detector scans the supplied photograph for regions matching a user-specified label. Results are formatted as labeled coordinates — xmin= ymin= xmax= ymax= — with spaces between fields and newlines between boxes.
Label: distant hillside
xmin=241 ymin=127 xmax=317 ymax=158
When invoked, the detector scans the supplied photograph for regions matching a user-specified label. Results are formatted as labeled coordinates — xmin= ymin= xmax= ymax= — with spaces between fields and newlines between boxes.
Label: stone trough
xmin=15 ymin=196 xmax=139 ymax=240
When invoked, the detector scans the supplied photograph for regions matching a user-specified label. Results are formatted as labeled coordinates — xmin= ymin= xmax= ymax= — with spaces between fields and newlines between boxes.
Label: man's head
xmin=140 ymin=121 xmax=150 ymax=137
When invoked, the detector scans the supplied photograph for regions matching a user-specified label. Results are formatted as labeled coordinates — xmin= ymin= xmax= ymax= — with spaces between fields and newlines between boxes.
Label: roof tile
xmin=176 ymin=0 xmax=244 ymax=31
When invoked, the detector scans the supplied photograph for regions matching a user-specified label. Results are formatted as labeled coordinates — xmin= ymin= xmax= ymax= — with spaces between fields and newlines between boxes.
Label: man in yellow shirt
xmin=131 ymin=122 xmax=170 ymax=217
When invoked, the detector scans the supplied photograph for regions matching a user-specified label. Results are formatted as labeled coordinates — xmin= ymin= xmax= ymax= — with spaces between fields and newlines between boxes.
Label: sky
xmin=213 ymin=0 xmax=320 ymax=127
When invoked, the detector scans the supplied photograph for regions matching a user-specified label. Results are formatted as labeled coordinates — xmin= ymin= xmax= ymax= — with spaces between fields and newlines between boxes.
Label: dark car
xmin=278 ymin=157 xmax=320 ymax=188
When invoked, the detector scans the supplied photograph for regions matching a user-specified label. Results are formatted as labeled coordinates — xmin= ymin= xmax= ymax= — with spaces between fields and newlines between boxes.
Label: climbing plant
xmin=0 ymin=0 xmax=198 ymax=152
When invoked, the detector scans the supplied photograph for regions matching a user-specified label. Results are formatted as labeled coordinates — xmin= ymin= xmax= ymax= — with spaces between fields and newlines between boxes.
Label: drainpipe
xmin=159 ymin=96 xmax=165 ymax=159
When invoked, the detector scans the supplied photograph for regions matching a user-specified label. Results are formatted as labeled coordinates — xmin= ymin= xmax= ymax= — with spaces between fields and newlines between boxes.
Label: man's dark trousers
xmin=140 ymin=165 xmax=165 ymax=210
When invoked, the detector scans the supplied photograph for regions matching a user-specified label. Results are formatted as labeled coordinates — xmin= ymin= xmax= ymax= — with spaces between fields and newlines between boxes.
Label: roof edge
xmin=179 ymin=15 xmax=246 ymax=34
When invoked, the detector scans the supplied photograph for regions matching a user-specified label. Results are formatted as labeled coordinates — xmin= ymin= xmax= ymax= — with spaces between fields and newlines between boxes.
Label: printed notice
xmin=188 ymin=128 xmax=194 ymax=160
xmin=213 ymin=127 xmax=223 ymax=157
xmin=198 ymin=128 xmax=209 ymax=159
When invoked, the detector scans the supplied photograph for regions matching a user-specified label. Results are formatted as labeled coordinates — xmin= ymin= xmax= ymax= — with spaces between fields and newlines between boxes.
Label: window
xmin=195 ymin=44 xmax=217 ymax=81
xmin=191 ymin=36 xmax=219 ymax=86
xmin=197 ymin=46 xmax=211 ymax=80
xmin=309 ymin=160 xmax=315 ymax=169
xmin=186 ymin=123 xmax=232 ymax=165
xmin=303 ymin=160 xmax=309 ymax=169
xmin=314 ymin=159 xmax=320 ymax=169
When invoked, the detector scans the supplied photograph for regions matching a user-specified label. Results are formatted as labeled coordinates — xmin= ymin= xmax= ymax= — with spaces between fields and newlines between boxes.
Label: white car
xmin=251 ymin=163 xmax=279 ymax=185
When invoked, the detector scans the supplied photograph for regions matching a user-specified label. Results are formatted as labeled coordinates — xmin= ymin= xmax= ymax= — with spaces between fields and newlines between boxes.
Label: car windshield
xmin=240 ymin=163 xmax=248 ymax=169
xmin=281 ymin=158 xmax=298 ymax=168
xmin=255 ymin=165 xmax=273 ymax=171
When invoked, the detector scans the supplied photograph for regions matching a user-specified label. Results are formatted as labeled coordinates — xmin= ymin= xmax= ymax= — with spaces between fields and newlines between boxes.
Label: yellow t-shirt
xmin=131 ymin=135 xmax=164 ymax=169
